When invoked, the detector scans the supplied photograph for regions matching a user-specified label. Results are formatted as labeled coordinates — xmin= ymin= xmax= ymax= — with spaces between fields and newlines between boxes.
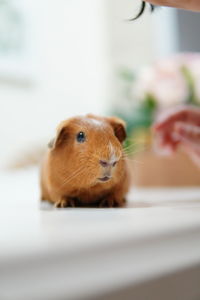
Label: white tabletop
xmin=1 ymin=168 xmax=200 ymax=300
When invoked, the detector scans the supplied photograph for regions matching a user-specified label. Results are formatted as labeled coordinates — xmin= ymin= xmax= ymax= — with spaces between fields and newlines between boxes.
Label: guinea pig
xmin=40 ymin=114 xmax=130 ymax=208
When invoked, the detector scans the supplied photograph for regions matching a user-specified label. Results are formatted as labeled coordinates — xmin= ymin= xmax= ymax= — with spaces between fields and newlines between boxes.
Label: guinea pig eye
xmin=76 ymin=131 xmax=86 ymax=143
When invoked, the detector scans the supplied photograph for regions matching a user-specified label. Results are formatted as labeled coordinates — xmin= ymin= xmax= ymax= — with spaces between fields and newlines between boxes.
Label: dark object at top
xmin=130 ymin=1 xmax=155 ymax=21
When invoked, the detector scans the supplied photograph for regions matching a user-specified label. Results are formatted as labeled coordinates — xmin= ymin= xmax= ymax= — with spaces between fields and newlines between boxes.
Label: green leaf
xmin=119 ymin=68 xmax=135 ymax=82
xmin=181 ymin=65 xmax=198 ymax=105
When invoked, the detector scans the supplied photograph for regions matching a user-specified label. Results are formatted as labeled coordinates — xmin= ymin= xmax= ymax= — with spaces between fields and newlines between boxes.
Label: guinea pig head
xmin=48 ymin=115 xmax=126 ymax=189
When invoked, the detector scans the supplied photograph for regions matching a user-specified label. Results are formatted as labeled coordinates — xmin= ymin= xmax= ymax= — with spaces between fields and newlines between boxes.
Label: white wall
xmin=152 ymin=7 xmax=179 ymax=58
xmin=105 ymin=0 xmax=155 ymax=104
xmin=0 ymin=0 xmax=110 ymax=168
xmin=0 ymin=0 xmax=158 ymax=168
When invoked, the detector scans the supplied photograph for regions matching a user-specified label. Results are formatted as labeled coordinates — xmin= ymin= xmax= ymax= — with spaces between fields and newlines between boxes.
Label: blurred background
xmin=1 ymin=4 xmax=200 ymax=300
xmin=1 ymin=0 xmax=200 ymax=186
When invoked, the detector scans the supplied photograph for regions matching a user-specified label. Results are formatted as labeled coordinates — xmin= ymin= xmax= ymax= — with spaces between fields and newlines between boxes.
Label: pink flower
xmin=134 ymin=53 xmax=200 ymax=108
xmin=183 ymin=53 xmax=200 ymax=103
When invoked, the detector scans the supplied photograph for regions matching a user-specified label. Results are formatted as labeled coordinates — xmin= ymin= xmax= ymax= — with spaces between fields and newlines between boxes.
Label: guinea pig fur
xmin=40 ymin=114 xmax=130 ymax=208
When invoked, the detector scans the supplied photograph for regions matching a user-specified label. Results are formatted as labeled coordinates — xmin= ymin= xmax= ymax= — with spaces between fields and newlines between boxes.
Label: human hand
xmin=144 ymin=0 xmax=200 ymax=11
xmin=153 ymin=106 xmax=200 ymax=166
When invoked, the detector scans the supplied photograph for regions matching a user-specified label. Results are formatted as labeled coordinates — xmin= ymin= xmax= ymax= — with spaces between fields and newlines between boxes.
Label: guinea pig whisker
xmin=123 ymin=149 xmax=145 ymax=158
xmin=64 ymin=165 xmax=86 ymax=182
xmin=125 ymin=145 xmax=147 ymax=153
xmin=60 ymin=169 xmax=86 ymax=189
xmin=122 ymin=149 xmax=145 ymax=165
xmin=123 ymin=147 xmax=136 ymax=155
xmin=123 ymin=149 xmax=139 ymax=156
xmin=123 ymin=143 xmax=141 ymax=152
xmin=123 ymin=143 xmax=147 ymax=155
xmin=123 ymin=149 xmax=141 ymax=156
xmin=122 ymin=157 xmax=144 ymax=165
xmin=56 ymin=160 xmax=85 ymax=181
xmin=123 ymin=140 xmax=138 ymax=147
xmin=123 ymin=140 xmax=144 ymax=150
xmin=59 ymin=165 xmax=86 ymax=188
xmin=59 ymin=169 xmax=81 ymax=188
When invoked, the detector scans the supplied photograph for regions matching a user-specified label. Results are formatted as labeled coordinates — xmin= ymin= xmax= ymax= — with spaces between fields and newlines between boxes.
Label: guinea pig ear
xmin=106 ymin=117 xmax=126 ymax=143
xmin=48 ymin=125 xmax=68 ymax=149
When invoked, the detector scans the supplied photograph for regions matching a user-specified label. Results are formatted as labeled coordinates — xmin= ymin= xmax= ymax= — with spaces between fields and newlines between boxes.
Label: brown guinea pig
xmin=40 ymin=114 xmax=130 ymax=208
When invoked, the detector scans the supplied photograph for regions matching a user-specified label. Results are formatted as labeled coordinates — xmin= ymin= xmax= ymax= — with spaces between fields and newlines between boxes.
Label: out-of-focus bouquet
xmin=113 ymin=53 xmax=200 ymax=153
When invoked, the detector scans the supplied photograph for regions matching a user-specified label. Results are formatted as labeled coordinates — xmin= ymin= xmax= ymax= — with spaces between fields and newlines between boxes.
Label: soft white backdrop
xmin=0 ymin=0 xmax=177 ymax=168
xmin=0 ymin=0 xmax=110 ymax=167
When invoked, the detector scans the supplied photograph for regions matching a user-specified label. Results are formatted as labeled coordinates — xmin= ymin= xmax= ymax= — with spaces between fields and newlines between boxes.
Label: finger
xmin=144 ymin=0 xmax=200 ymax=11
xmin=153 ymin=106 xmax=188 ymax=131
xmin=154 ymin=106 xmax=200 ymax=131
xmin=174 ymin=122 xmax=200 ymax=149
xmin=153 ymin=131 xmax=180 ymax=155
xmin=144 ymin=0 xmax=179 ymax=8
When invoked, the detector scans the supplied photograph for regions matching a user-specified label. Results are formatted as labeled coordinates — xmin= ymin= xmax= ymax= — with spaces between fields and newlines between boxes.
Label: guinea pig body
xmin=41 ymin=114 xmax=130 ymax=208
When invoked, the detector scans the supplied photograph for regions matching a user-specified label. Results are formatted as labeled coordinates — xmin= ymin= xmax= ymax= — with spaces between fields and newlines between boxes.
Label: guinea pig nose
xmin=99 ymin=160 xmax=109 ymax=168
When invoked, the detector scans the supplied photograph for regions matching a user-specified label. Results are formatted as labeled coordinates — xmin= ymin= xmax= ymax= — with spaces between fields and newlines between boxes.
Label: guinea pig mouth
xmin=98 ymin=176 xmax=111 ymax=182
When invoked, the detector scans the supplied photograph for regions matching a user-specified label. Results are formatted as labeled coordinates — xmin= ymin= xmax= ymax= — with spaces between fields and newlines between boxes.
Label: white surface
xmin=0 ymin=168 xmax=200 ymax=300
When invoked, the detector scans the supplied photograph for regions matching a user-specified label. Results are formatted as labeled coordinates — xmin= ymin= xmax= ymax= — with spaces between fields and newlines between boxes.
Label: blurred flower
xmin=112 ymin=53 xmax=200 ymax=155
xmin=133 ymin=53 xmax=200 ymax=108
xmin=184 ymin=53 xmax=200 ymax=103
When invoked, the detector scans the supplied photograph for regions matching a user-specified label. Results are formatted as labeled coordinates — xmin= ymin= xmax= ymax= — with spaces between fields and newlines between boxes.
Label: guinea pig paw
xmin=99 ymin=196 xmax=120 ymax=208
xmin=54 ymin=197 xmax=76 ymax=208
xmin=54 ymin=199 xmax=69 ymax=208
xmin=99 ymin=197 xmax=111 ymax=208
xmin=68 ymin=197 xmax=76 ymax=207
